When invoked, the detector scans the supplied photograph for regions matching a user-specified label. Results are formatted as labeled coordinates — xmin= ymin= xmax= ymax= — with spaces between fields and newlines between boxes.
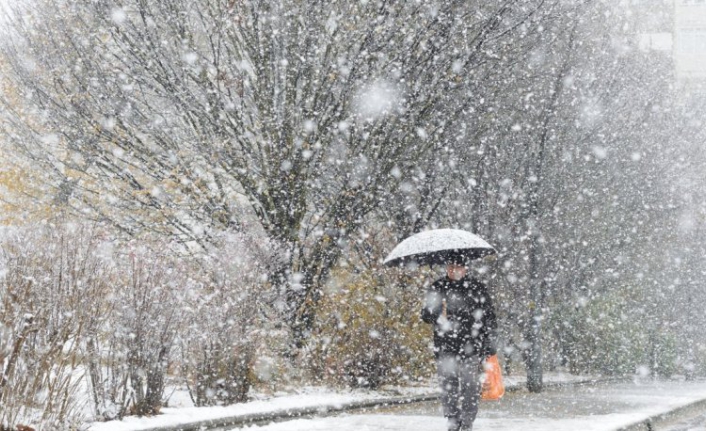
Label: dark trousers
xmin=437 ymin=353 xmax=483 ymax=431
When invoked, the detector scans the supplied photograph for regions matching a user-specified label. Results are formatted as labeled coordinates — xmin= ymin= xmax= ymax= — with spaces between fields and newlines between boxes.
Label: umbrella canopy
xmin=383 ymin=229 xmax=496 ymax=267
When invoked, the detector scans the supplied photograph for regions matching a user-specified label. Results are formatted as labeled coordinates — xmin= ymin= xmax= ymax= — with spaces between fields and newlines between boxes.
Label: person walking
xmin=421 ymin=259 xmax=498 ymax=431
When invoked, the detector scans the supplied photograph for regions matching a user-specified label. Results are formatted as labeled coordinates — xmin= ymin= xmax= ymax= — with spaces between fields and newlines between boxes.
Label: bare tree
xmin=405 ymin=1 xmax=686 ymax=390
xmin=0 ymin=0 xmax=551 ymax=347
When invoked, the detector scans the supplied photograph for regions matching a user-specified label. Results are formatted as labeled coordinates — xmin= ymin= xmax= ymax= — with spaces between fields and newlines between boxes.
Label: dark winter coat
xmin=421 ymin=275 xmax=498 ymax=359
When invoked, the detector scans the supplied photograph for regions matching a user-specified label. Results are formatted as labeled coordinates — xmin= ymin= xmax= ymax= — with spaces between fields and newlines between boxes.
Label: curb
xmin=131 ymin=378 xmax=613 ymax=431
xmin=131 ymin=393 xmax=441 ymax=431
xmin=614 ymin=397 xmax=706 ymax=431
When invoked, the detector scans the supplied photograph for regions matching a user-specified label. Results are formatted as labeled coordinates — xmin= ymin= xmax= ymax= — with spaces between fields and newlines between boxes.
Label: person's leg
xmin=437 ymin=354 xmax=461 ymax=431
xmin=458 ymin=355 xmax=483 ymax=431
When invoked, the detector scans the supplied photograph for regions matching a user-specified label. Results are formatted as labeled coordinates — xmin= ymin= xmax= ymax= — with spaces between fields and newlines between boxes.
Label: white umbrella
xmin=383 ymin=228 xmax=496 ymax=267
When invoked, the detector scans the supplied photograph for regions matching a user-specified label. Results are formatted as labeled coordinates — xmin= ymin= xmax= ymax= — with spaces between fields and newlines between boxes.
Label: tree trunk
xmin=281 ymin=235 xmax=344 ymax=353
xmin=524 ymin=310 xmax=544 ymax=393
xmin=524 ymin=231 xmax=544 ymax=393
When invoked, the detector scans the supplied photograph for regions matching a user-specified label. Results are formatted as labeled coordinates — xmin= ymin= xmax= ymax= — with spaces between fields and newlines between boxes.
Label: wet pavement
xmin=369 ymin=381 xmax=634 ymax=418
xmin=216 ymin=380 xmax=706 ymax=431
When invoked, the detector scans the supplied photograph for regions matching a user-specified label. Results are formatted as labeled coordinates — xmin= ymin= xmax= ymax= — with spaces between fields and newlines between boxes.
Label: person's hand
xmin=436 ymin=314 xmax=452 ymax=332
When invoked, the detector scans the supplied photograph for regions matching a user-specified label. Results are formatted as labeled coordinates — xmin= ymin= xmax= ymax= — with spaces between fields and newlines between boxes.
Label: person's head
xmin=446 ymin=263 xmax=467 ymax=281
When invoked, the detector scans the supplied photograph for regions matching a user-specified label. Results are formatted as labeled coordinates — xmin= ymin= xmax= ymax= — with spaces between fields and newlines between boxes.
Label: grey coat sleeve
xmin=481 ymin=286 xmax=499 ymax=356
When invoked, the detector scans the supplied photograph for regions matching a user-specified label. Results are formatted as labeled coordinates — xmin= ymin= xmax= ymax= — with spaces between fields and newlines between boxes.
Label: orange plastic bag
xmin=481 ymin=355 xmax=505 ymax=400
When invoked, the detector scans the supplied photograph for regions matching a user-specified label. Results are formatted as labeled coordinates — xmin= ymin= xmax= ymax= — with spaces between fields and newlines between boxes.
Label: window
xmin=677 ymin=29 xmax=706 ymax=53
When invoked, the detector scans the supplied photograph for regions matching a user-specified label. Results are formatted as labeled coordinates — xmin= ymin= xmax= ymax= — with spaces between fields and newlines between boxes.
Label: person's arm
xmin=480 ymin=281 xmax=499 ymax=356
xmin=421 ymin=283 xmax=443 ymax=324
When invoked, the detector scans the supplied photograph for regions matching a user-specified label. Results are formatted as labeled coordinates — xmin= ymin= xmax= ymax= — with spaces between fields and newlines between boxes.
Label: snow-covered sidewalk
xmin=86 ymin=386 xmax=428 ymax=431
xmin=224 ymin=380 xmax=706 ymax=431
xmin=85 ymin=373 xmax=599 ymax=431
xmin=86 ymin=375 xmax=706 ymax=431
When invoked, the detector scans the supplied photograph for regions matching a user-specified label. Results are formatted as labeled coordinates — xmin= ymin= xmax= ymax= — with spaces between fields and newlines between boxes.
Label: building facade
xmin=675 ymin=0 xmax=706 ymax=80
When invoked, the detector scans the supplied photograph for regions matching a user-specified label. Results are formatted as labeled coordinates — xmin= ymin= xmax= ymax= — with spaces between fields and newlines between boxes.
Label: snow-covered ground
xmin=87 ymin=388 xmax=371 ymax=431
xmin=85 ymin=374 xmax=706 ymax=431
xmin=86 ymin=372 xmax=589 ymax=431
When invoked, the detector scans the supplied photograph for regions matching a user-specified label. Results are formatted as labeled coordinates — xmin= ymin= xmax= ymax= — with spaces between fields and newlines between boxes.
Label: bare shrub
xmin=181 ymin=232 xmax=281 ymax=406
xmin=0 ymin=222 xmax=112 ymax=429
xmin=0 ymin=220 xmax=285 ymax=426
xmin=84 ymin=241 xmax=183 ymax=419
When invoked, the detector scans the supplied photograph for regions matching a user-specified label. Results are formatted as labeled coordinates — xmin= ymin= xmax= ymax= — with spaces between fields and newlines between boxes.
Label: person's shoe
xmin=447 ymin=418 xmax=461 ymax=431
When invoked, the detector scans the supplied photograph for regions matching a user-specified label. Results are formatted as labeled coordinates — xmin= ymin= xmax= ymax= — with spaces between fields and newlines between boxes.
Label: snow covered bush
xmin=309 ymin=267 xmax=434 ymax=389
xmin=84 ymin=241 xmax=184 ymax=419
xmin=0 ymin=216 xmax=288 ymax=427
xmin=0 ymin=222 xmax=112 ymax=429
xmin=550 ymin=286 xmax=679 ymax=378
xmin=180 ymin=232 xmax=281 ymax=406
